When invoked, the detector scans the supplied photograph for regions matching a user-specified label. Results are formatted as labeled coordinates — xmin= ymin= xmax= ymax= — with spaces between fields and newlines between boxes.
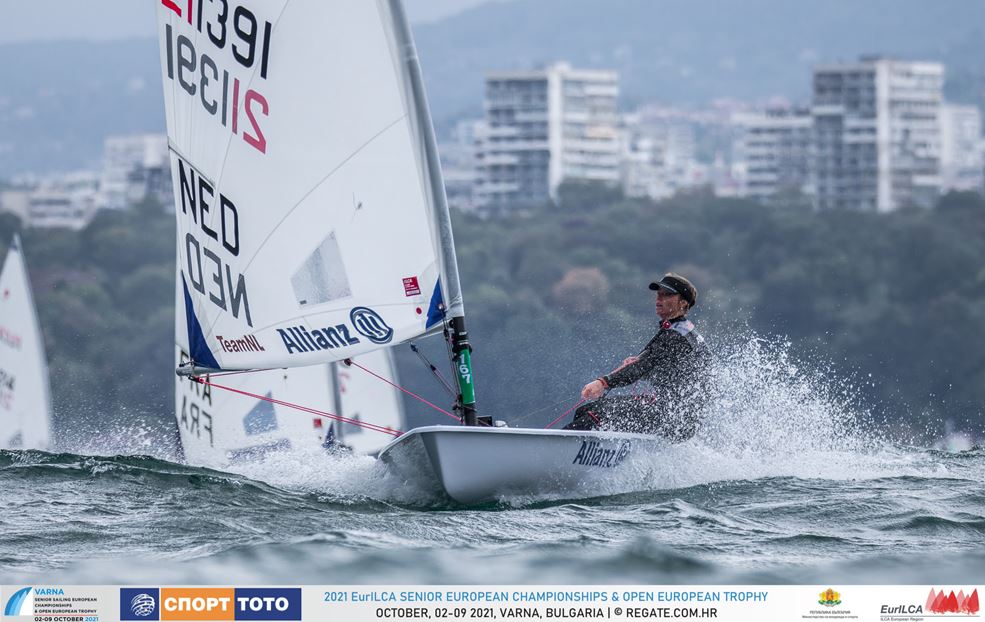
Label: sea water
xmin=2 ymin=338 xmax=983 ymax=584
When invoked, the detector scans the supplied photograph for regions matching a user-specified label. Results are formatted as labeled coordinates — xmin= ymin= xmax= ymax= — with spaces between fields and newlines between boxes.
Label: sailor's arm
xmin=604 ymin=345 xmax=663 ymax=387
xmin=581 ymin=354 xmax=646 ymax=399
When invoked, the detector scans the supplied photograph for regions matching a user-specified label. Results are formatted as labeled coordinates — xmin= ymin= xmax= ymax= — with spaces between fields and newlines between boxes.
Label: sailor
xmin=566 ymin=273 xmax=711 ymax=441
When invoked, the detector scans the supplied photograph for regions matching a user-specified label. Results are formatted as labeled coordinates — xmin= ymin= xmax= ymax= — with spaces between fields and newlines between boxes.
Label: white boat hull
xmin=378 ymin=425 xmax=672 ymax=504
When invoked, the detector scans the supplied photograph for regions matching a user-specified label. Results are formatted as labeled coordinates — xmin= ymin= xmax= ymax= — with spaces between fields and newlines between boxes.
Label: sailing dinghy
xmin=156 ymin=0 xmax=662 ymax=503
xmin=0 ymin=235 xmax=53 ymax=450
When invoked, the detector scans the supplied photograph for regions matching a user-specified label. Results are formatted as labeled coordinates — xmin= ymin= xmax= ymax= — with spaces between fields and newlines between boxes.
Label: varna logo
xmin=120 ymin=588 xmax=160 ymax=621
xmin=4 ymin=588 xmax=62 ymax=616
xmin=4 ymin=587 xmax=34 ymax=616
xmin=350 ymin=306 xmax=393 ymax=344
xmin=818 ymin=588 xmax=842 ymax=607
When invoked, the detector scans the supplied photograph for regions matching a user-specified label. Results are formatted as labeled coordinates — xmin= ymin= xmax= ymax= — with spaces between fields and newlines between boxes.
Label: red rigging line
xmin=545 ymin=398 xmax=586 ymax=430
xmin=345 ymin=359 xmax=464 ymax=423
xmin=194 ymin=353 xmax=480 ymax=431
xmin=193 ymin=376 xmax=402 ymax=436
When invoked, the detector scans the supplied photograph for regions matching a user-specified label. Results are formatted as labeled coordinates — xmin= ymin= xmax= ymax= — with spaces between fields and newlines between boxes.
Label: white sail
xmin=175 ymin=274 xmax=406 ymax=465
xmin=335 ymin=350 xmax=405 ymax=455
xmin=0 ymin=235 xmax=52 ymax=450
xmin=174 ymin=345 xmax=336 ymax=466
xmin=157 ymin=0 xmax=462 ymax=373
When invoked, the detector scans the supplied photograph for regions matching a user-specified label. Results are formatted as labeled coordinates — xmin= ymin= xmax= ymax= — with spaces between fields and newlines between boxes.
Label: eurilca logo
xmin=927 ymin=588 xmax=979 ymax=614
xmin=350 ymin=306 xmax=393 ymax=344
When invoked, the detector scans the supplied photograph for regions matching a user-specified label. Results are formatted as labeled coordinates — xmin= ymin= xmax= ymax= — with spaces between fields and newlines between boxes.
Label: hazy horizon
xmin=0 ymin=0 xmax=501 ymax=44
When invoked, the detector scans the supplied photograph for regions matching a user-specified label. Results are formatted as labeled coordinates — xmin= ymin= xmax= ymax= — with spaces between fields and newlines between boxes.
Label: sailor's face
xmin=655 ymin=289 xmax=687 ymax=320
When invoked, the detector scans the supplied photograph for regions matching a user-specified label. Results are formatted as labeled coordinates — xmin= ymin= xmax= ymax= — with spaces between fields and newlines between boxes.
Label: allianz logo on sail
xmin=215 ymin=334 xmax=265 ymax=354
xmin=278 ymin=308 xmax=394 ymax=354
xmin=278 ymin=325 xmax=360 ymax=354
xmin=0 ymin=326 xmax=21 ymax=349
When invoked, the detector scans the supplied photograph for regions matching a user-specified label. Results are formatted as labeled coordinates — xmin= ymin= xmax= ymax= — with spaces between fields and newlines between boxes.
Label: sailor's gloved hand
xmin=581 ymin=379 xmax=607 ymax=400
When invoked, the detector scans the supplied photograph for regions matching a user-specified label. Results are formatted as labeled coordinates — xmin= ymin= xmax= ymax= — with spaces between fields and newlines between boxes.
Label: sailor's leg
xmin=597 ymin=396 xmax=649 ymax=433
xmin=564 ymin=401 xmax=605 ymax=430
xmin=639 ymin=396 xmax=701 ymax=441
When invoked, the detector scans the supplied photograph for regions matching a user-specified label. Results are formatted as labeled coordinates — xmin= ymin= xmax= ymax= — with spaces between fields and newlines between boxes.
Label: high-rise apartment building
xmin=621 ymin=108 xmax=700 ymax=200
xmin=733 ymin=108 xmax=813 ymax=201
xmin=940 ymin=104 xmax=984 ymax=192
xmin=474 ymin=63 xmax=620 ymax=211
xmin=813 ymin=57 xmax=944 ymax=212
xmin=98 ymin=134 xmax=170 ymax=210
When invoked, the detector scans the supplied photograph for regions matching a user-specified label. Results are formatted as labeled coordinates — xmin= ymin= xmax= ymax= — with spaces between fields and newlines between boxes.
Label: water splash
xmin=663 ymin=334 xmax=952 ymax=486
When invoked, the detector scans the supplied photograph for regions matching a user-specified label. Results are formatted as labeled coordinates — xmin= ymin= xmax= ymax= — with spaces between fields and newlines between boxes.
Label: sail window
xmin=291 ymin=232 xmax=352 ymax=307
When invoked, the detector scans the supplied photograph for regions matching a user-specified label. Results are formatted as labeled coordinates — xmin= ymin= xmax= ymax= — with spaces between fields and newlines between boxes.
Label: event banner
xmin=1 ymin=585 xmax=979 ymax=622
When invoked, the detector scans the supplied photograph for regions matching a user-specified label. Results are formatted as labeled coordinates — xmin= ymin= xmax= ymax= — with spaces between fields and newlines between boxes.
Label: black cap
xmin=648 ymin=273 xmax=697 ymax=308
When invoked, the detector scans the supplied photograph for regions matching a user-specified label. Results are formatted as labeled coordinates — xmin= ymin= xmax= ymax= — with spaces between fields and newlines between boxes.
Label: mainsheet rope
xmin=544 ymin=398 xmax=587 ymax=429
xmin=192 ymin=376 xmax=402 ymax=436
xmin=197 ymin=353 xmax=590 ymax=433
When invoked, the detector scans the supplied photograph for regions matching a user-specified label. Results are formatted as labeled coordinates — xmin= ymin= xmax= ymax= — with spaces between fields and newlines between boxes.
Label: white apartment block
xmin=474 ymin=63 xmax=620 ymax=210
xmin=621 ymin=109 xmax=699 ymax=200
xmin=98 ymin=134 xmax=171 ymax=210
xmin=813 ymin=57 xmax=944 ymax=212
xmin=733 ymin=108 xmax=813 ymax=200
xmin=439 ymin=119 xmax=483 ymax=212
xmin=5 ymin=172 xmax=100 ymax=230
xmin=940 ymin=104 xmax=984 ymax=192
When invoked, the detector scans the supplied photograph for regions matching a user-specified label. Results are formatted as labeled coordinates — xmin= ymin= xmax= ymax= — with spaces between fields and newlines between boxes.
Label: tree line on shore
xmin=2 ymin=186 xmax=983 ymax=446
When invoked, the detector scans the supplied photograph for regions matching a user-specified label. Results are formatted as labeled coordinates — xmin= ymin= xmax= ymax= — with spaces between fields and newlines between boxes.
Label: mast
xmin=328 ymin=361 xmax=344 ymax=446
xmin=386 ymin=0 xmax=480 ymax=425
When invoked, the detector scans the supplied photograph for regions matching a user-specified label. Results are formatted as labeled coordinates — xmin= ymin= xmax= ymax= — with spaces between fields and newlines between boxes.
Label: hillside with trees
xmin=2 ymin=188 xmax=983 ymax=448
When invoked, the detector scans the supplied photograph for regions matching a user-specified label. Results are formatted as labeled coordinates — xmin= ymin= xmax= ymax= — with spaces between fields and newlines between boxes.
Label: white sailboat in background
xmin=157 ymin=0 xmax=663 ymax=504
xmin=0 ymin=234 xmax=53 ymax=450
xmin=333 ymin=348 xmax=405 ymax=456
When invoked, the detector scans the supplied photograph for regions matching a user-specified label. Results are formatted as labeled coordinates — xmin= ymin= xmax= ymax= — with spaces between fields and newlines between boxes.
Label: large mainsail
xmin=157 ymin=0 xmax=464 ymax=374
xmin=0 ymin=235 xmax=52 ymax=450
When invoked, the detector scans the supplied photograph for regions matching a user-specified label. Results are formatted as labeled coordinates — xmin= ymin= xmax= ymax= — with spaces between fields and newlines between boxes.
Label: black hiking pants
xmin=564 ymin=395 xmax=698 ymax=442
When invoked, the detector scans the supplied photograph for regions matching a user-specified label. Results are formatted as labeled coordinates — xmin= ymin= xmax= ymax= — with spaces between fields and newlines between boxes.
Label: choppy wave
xmin=3 ymin=335 xmax=983 ymax=583
xmin=3 ymin=445 xmax=984 ymax=583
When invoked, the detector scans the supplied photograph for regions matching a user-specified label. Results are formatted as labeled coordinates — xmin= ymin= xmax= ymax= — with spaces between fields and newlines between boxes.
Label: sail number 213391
xmin=161 ymin=0 xmax=273 ymax=154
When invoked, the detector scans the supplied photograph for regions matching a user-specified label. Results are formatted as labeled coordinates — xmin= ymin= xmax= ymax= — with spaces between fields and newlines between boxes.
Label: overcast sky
xmin=0 ymin=0 xmax=499 ymax=44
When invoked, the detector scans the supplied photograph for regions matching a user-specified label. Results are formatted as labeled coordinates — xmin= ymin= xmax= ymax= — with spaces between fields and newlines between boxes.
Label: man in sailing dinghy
xmin=566 ymin=273 xmax=711 ymax=441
